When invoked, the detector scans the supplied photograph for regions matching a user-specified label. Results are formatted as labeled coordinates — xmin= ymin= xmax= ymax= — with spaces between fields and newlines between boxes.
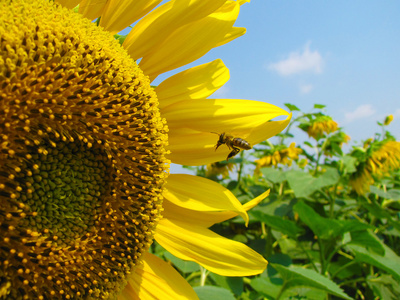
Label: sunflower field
xmin=162 ymin=104 xmax=400 ymax=300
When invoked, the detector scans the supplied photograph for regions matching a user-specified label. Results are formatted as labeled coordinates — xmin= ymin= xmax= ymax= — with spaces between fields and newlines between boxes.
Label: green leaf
xmin=294 ymin=201 xmax=371 ymax=239
xmin=330 ymin=141 xmax=343 ymax=156
xmin=347 ymin=238 xmax=400 ymax=281
xmin=370 ymin=186 xmax=400 ymax=200
xmin=164 ymin=252 xmax=200 ymax=274
xmin=209 ymin=274 xmax=243 ymax=296
xmin=341 ymin=155 xmax=358 ymax=173
xmin=284 ymin=103 xmax=300 ymax=111
xmin=285 ymin=170 xmax=320 ymax=198
xmin=387 ymin=189 xmax=400 ymax=200
xmin=340 ymin=220 xmax=372 ymax=233
xmin=194 ymin=286 xmax=236 ymax=300
xmin=304 ymin=141 xmax=314 ymax=148
xmin=358 ymin=198 xmax=400 ymax=231
xmin=114 ymin=34 xmax=127 ymax=45
xmin=250 ymin=276 xmax=283 ymax=300
xmin=318 ymin=167 xmax=341 ymax=186
xmin=366 ymin=274 xmax=400 ymax=300
xmin=314 ymin=104 xmax=326 ymax=109
xmin=250 ymin=210 xmax=304 ymax=238
xmin=285 ymin=168 xmax=339 ymax=198
xmin=267 ymin=253 xmax=293 ymax=277
xmin=271 ymin=264 xmax=352 ymax=300
xmin=260 ymin=167 xmax=287 ymax=184
xmin=349 ymin=230 xmax=385 ymax=255
xmin=294 ymin=201 xmax=342 ymax=239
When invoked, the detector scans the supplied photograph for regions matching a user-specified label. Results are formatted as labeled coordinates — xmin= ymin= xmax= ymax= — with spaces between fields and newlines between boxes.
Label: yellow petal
xmin=119 ymin=252 xmax=198 ymax=300
xmin=163 ymin=189 xmax=270 ymax=228
xmin=139 ymin=1 xmax=240 ymax=80
xmin=215 ymin=27 xmax=246 ymax=47
xmin=100 ymin=0 xmax=162 ymax=35
xmin=164 ymin=174 xmax=249 ymax=225
xmin=55 ymin=0 xmax=81 ymax=9
xmin=162 ymin=99 xmax=291 ymax=165
xmin=155 ymin=59 xmax=230 ymax=109
xmin=155 ymin=218 xmax=268 ymax=276
xmin=78 ymin=0 xmax=107 ymax=21
xmin=123 ymin=0 xmax=227 ymax=60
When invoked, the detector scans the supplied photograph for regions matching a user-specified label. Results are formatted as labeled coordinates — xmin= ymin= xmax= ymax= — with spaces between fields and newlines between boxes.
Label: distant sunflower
xmin=206 ymin=162 xmax=235 ymax=179
xmin=306 ymin=116 xmax=338 ymax=140
xmin=255 ymin=142 xmax=302 ymax=171
xmin=350 ymin=140 xmax=400 ymax=195
xmin=0 ymin=0 xmax=291 ymax=299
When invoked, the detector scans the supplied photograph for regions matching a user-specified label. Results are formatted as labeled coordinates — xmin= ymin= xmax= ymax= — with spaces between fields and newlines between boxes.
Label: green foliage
xmin=168 ymin=105 xmax=400 ymax=299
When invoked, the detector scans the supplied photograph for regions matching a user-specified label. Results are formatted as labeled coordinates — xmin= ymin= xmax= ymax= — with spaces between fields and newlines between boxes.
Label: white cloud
xmin=344 ymin=104 xmax=376 ymax=123
xmin=268 ymin=43 xmax=323 ymax=76
xmin=299 ymin=84 xmax=313 ymax=94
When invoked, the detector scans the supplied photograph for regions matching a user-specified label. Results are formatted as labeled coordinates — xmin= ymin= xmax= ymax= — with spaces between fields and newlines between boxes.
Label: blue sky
xmin=174 ymin=1 xmax=400 ymax=144
xmin=120 ymin=1 xmax=400 ymax=172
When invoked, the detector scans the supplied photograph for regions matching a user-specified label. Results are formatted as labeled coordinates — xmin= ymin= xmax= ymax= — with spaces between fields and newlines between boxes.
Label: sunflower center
xmin=0 ymin=0 xmax=169 ymax=299
xmin=17 ymin=139 xmax=112 ymax=245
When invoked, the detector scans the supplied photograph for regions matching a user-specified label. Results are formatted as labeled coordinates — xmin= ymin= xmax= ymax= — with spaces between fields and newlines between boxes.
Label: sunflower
xmin=255 ymin=142 xmax=302 ymax=171
xmin=205 ymin=162 xmax=235 ymax=179
xmin=306 ymin=116 xmax=338 ymax=140
xmin=350 ymin=140 xmax=400 ymax=194
xmin=0 ymin=0 xmax=291 ymax=299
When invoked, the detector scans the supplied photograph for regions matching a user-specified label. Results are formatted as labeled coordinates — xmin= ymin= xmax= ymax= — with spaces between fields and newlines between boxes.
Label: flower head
xmin=206 ymin=162 xmax=235 ymax=179
xmin=255 ymin=142 xmax=302 ymax=171
xmin=384 ymin=114 xmax=393 ymax=126
xmin=305 ymin=116 xmax=338 ymax=140
xmin=1 ymin=1 xmax=168 ymax=298
xmin=1 ymin=0 xmax=291 ymax=298
xmin=350 ymin=140 xmax=400 ymax=194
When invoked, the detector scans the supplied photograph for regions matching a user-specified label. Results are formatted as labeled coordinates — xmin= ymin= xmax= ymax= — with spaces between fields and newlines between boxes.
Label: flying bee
xmin=212 ymin=132 xmax=252 ymax=160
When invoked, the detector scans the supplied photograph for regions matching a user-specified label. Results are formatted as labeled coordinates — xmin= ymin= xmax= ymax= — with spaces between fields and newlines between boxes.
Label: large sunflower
xmin=0 ymin=0 xmax=291 ymax=299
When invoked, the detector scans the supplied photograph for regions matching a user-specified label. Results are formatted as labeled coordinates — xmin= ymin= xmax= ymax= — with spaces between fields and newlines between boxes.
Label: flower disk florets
xmin=0 ymin=0 xmax=169 ymax=299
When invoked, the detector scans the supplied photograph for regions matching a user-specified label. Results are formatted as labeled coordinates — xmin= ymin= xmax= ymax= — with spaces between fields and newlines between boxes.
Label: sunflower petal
xmin=123 ymin=0 xmax=227 ymax=60
xmin=78 ymin=0 xmax=107 ymax=21
xmin=215 ymin=27 xmax=246 ymax=47
xmin=139 ymin=1 xmax=240 ymax=80
xmin=163 ymin=190 xmax=270 ymax=228
xmin=119 ymin=252 xmax=199 ymax=300
xmin=55 ymin=0 xmax=81 ymax=10
xmin=155 ymin=218 xmax=268 ymax=276
xmin=100 ymin=0 xmax=162 ymax=35
xmin=162 ymin=99 xmax=291 ymax=165
xmin=164 ymin=174 xmax=249 ymax=225
xmin=156 ymin=59 xmax=229 ymax=109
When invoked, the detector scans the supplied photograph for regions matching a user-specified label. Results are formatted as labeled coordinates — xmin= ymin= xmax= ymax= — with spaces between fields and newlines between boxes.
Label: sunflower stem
xmin=199 ymin=266 xmax=209 ymax=286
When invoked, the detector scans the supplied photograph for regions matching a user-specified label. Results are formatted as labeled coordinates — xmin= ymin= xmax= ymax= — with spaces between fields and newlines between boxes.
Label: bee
xmin=212 ymin=132 xmax=252 ymax=160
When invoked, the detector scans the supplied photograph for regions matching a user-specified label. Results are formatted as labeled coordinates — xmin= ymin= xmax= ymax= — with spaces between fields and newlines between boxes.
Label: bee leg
xmin=226 ymin=147 xmax=240 ymax=160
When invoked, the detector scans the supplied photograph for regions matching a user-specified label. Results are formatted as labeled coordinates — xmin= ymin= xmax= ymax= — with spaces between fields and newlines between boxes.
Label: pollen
xmin=0 ymin=0 xmax=169 ymax=299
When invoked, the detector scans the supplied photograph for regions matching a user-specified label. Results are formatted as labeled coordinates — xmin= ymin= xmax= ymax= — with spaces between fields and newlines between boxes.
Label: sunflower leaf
xmin=194 ymin=286 xmax=236 ymax=300
xmin=294 ymin=201 xmax=371 ymax=239
xmin=261 ymin=168 xmax=287 ymax=184
xmin=366 ymin=274 xmax=400 ymax=300
xmin=285 ymin=168 xmax=339 ymax=198
xmin=163 ymin=252 xmax=200 ymax=274
xmin=271 ymin=264 xmax=352 ymax=300
xmin=250 ymin=276 xmax=283 ymax=299
xmin=209 ymin=273 xmax=243 ymax=296
xmin=284 ymin=103 xmax=300 ymax=111
xmin=347 ymin=240 xmax=400 ymax=281
xmin=250 ymin=210 xmax=304 ymax=238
